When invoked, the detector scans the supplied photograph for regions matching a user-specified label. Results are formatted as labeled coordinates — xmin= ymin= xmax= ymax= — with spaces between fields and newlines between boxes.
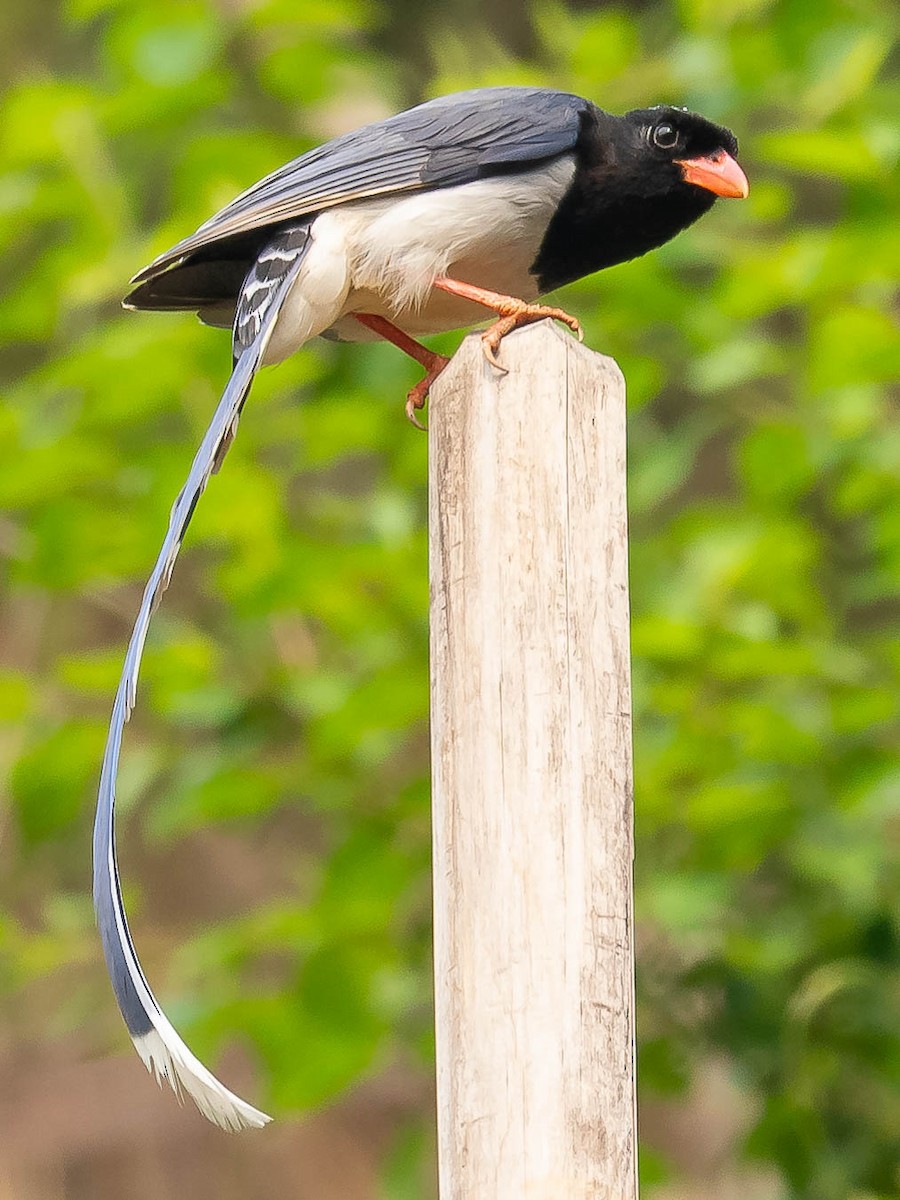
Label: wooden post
xmin=428 ymin=321 xmax=636 ymax=1200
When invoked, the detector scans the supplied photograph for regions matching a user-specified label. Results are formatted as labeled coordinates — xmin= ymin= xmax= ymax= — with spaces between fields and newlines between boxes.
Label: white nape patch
xmin=264 ymin=155 xmax=577 ymax=354
xmin=133 ymin=1027 xmax=271 ymax=1131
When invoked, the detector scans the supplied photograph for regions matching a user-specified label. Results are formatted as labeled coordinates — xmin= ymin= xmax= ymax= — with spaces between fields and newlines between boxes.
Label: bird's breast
xmin=324 ymin=155 xmax=577 ymax=340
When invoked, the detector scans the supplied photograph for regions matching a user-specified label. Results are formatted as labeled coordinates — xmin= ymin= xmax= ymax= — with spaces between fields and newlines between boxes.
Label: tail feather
xmin=93 ymin=231 xmax=310 ymax=1130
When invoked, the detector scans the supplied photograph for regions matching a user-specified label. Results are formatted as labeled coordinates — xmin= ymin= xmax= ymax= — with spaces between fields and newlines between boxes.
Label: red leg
xmin=431 ymin=277 xmax=583 ymax=370
xmin=354 ymin=312 xmax=449 ymax=428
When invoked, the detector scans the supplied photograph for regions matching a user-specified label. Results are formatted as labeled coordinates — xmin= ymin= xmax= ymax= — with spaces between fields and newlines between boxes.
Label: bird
xmin=93 ymin=85 xmax=748 ymax=1131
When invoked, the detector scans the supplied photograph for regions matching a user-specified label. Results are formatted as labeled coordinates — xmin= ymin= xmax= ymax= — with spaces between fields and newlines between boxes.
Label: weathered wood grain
xmin=429 ymin=320 xmax=636 ymax=1200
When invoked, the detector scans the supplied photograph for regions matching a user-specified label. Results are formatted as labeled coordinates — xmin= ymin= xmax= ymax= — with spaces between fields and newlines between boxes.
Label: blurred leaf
xmin=11 ymin=721 xmax=106 ymax=844
xmin=0 ymin=1 xmax=897 ymax=1196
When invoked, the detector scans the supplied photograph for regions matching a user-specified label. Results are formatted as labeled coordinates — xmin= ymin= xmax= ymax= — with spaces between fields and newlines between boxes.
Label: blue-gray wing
xmin=130 ymin=87 xmax=590 ymax=286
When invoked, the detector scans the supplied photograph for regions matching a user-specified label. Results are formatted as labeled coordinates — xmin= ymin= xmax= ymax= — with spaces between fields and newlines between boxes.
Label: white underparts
xmin=261 ymin=154 xmax=577 ymax=363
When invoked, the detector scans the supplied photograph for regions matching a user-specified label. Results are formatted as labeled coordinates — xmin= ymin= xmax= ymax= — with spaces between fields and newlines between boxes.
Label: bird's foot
xmin=430 ymin=278 xmax=582 ymax=373
xmin=480 ymin=301 xmax=583 ymax=371
xmin=405 ymin=353 xmax=451 ymax=429
xmin=353 ymin=312 xmax=449 ymax=428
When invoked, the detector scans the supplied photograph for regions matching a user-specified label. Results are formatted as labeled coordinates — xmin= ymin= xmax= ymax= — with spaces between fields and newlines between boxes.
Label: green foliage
xmin=0 ymin=1 xmax=897 ymax=1196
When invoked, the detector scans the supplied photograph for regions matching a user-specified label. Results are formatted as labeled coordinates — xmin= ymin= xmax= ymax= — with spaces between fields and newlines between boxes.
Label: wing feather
xmin=129 ymin=88 xmax=589 ymax=290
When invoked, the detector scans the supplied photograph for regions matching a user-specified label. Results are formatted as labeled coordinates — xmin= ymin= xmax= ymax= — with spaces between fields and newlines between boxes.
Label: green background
xmin=0 ymin=0 xmax=897 ymax=1197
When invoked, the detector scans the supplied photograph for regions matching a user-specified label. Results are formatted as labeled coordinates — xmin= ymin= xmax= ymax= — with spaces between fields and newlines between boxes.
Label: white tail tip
xmin=134 ymin=1028 xmax=271 ymax=1131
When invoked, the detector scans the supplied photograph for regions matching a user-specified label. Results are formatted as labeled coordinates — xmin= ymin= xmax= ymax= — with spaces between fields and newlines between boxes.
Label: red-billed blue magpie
xmin=93 ymin=85 xmax=748 ymax=1130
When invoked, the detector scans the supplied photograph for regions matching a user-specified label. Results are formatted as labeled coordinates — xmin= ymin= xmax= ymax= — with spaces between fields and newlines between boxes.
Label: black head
xmin=533 ymin=103 xmax=747 ymax=292
xmin=620 ymin=105 xmax=745 ymax=200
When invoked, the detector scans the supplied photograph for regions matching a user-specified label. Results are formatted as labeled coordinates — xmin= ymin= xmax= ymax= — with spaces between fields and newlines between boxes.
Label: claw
xmin=560 ymin=314 xmax=584 ymax=342
xmin=405 ymin=352 xmax=450 ymax=429
xmin=430 ymin=277 xmax=584 ymax=378
xmin=480 ymin=325 xmax=511 ymax=373
xmin=479 ymin=303 xmax=582 ymax=372
xmin=405 ymin=391 xmax=428 ymax=430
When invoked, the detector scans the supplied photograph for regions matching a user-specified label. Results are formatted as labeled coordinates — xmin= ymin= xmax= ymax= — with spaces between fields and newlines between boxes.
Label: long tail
xmin=93 ymin=228 xmax=310 ymax=1130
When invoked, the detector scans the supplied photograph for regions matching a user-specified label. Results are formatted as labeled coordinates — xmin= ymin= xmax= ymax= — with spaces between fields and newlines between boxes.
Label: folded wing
xmin=126 ymin=87 xmax=589 ymax=311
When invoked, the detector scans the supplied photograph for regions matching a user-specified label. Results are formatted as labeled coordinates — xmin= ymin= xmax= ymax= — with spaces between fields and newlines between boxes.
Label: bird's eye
xmin=653 ymin=123 xmax=679 ymax=150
